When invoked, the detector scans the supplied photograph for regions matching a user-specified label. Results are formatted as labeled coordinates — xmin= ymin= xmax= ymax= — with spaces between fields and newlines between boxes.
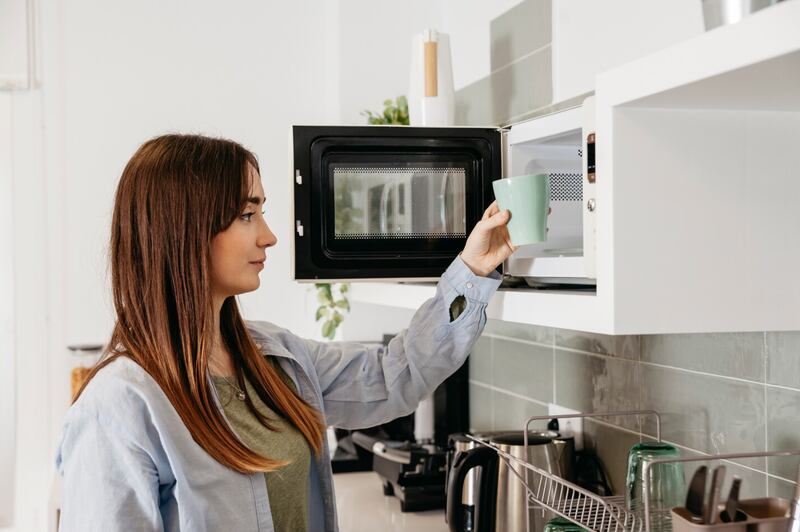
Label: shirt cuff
xmin=439 ymin=255 xmax=502 ymax=305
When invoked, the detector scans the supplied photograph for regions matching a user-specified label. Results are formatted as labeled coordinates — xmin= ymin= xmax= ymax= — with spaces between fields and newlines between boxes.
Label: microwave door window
xmin=446 ymin=170 xmax=466 ymax=234
xmin=332 ymin=167 xmax=466 ymax=240
xmin=409 ymin=170 xmax=467 ymax=236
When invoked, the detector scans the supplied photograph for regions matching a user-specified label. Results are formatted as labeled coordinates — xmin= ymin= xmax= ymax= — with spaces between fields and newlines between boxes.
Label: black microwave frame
xmin=293 ymin=125 xmax=502 ymax=281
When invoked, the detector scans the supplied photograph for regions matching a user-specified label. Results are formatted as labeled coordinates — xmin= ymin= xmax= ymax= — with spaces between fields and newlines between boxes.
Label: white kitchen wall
xmin=2 ymin=87 xmax=52 ymax=532
xmin=0 ymin=0 xmax=30 ymax=88
xmin=334 ymin=0 xmax=443 ymax=124
xmin=1 ymin=1 xmax=342 ymax=530
xmin=59 ymin=0 xmax=335 ymax=347
xmin=0 ymin=94 xmax=17 ymax=527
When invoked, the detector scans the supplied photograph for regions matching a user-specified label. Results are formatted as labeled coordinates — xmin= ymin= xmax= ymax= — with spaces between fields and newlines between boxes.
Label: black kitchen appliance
xmin=352 ymin=352 xmax=470 ymax=512
xmin=292 ymin=125 xmax=501 ymax=281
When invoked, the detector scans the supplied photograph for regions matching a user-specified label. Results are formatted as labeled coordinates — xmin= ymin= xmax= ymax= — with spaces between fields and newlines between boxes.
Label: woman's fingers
xmin=483 ymin=208 xmax=510 ymax=229
xmin=482 ymin=200 xmax=500 ymax=220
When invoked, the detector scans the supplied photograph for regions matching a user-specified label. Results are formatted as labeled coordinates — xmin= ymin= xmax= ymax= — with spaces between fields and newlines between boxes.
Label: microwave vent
xmin=548 ymin=172 xmax=583 ymax=202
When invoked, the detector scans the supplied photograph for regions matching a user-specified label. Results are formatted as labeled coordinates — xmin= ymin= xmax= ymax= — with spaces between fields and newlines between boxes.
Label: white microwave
xmin=291 ymin=96 xmax=596 ymax=285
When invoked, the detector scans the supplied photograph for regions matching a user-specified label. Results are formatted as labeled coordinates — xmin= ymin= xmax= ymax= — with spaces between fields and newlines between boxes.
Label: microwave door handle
xmin=440 ymin=172 xmax=449 ymax=232
xmin=379 ymin=182 xmax=392 ymax=234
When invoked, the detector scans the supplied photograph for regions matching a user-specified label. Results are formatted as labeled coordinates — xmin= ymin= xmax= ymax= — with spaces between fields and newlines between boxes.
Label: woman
xmin=56 ymin=134 xmax=516 ymax=531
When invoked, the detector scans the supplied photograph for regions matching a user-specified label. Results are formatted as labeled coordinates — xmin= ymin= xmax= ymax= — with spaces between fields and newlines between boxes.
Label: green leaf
xmin=335 ymin=299 xmax=350 ymax=312
xmin=363 ymin=95 xmax=410 ymax=126
xmin=315 ymin=307 xmax=329 ymax=321
xmin=339 ymin=283 xmax=350 ymax=293
xmin=316 ymin=283 xmax=333 ymax=304
xmin=322 ymin=320 xmax=335 ymax=339
xmin=332 ymin=312 xmax=344 ymax=325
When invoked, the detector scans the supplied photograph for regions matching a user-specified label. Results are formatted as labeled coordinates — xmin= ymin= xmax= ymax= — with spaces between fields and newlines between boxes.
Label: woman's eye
xmin=240 ymin=212 xmax=255 ymax=222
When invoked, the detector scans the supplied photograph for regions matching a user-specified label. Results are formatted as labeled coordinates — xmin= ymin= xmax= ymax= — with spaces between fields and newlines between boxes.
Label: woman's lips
xmin=250 ymin=259 xmax=265 ymax=270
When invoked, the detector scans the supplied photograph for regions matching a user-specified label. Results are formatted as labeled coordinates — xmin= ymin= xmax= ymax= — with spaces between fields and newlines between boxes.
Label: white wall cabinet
xmin=351 ymin=1 xmax=800 ymax=335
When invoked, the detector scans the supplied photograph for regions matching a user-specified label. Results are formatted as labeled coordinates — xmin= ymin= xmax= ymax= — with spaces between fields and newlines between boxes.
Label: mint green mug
xmin=491 ymin=174 xmax=550 ymax=246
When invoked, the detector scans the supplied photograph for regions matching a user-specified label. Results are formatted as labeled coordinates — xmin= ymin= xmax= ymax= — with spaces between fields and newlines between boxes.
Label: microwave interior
xmin=504 ymin=125 xmax=595 ymax=286
xmin=293 ymin=126 xmax=501 ymax=280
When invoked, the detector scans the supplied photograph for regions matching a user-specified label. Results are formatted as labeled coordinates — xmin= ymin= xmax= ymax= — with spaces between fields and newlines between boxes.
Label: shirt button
xmin=466 ymin=282 xmax=473 ymax=289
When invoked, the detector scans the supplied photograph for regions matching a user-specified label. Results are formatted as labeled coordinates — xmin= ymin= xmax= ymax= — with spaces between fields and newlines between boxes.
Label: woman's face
xmin=209 ymin=166 xmax=277 ymax=300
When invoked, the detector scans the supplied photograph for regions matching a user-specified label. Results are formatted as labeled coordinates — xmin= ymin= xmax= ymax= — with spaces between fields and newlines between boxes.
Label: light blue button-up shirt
xmin=55 ymin=257 xmax=501 ymax=531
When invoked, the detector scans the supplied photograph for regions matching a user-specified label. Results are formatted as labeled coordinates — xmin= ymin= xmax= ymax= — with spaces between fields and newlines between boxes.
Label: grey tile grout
xmin=485 ymin=43 xmax=552 ymax=80
xmin=487 ymin=332 xmax=640 ymax=364
xmin=557 ymin=344 xmax=643 ymax=364
xmin=471 ymin=380 xmax=550 ymax=409
xmin=766 ymin=471 xmax=800 ymax=485
xmin=637 ymin=335 xmax=644 ymax=439
xmin=551 ymin=328 xmax=557 ymax=405
xmin=503 ymin=99 xmax=569 ymax=127
xmin=638 ymin=359 xmax=769 ymax=387
xmin=764 ymin=331 xmax=770 ymax=495
xmin=490 ymin=336 xmax=495 ymax=431
xmin=583 ymin=415 xmax=648 ymax=441
xmin=488 ymin=332 xmax=800 ymax=393
xmin=552 ymin=354 xmax=557 ymax=404
xmin=486 ymin=331 xmax=800 ymax=391
xmin=763 ymin=381 xmax=800 ymax=393
xmin=484 ymin=332 xmax=553 ymax=350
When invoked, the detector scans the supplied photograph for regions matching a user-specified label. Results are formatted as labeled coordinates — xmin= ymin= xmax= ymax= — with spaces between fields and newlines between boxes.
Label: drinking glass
xmin=626 ymin=442 xmax=685 ymax=528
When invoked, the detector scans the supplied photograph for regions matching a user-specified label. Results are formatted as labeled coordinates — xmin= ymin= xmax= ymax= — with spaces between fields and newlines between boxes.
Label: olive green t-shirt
xmin=212 ymin=365 xmax=310 ymax=532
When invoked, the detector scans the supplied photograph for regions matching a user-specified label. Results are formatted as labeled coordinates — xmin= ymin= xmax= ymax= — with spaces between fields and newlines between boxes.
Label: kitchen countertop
xmin=333 ymin=471 xmax=448 ymax=532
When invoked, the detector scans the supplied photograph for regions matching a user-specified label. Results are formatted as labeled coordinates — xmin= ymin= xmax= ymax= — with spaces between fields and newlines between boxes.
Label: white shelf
xmin=350 ymin=283 xmax=609 ymax=333
xmin=597 ymin=0 xmax=800 ymax=110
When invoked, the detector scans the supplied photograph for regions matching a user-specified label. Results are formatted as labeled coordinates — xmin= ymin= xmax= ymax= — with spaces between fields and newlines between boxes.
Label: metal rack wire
xmin=465 ymin=409 xmax=800 ymax=532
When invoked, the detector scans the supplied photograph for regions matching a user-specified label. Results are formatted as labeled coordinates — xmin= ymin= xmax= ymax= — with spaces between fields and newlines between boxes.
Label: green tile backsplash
xmin=468 ymin=319 xmax=800 ymax=498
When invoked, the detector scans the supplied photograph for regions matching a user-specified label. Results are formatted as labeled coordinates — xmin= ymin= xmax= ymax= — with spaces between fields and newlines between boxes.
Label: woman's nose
xmin=258 ymin=220 xmax=278 ymax=249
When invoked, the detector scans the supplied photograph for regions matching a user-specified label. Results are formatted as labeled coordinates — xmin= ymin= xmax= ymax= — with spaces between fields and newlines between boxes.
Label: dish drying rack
xmin=465 ymin=410 xmax=800 ymax=532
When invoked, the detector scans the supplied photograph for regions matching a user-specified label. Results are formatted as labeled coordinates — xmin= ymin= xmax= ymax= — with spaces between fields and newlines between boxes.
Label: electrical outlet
xmin=548 ymin=403 xmax=584 ymax=451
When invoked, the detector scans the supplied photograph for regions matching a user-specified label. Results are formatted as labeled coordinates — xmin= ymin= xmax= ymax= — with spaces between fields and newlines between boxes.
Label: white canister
xmin=408 ymin=29 xmax=455 ymax=127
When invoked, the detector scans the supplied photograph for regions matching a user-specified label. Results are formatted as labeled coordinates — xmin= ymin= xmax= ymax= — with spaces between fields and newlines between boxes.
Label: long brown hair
xmin=74 ymin=134 xmax=325 ymax=472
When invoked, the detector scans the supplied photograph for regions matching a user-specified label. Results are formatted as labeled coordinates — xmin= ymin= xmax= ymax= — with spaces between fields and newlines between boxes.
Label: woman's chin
xmin=232 ymin=279 xmax=261 ymax=296
xmin=245 ymin=279 xmax=261 ymax=292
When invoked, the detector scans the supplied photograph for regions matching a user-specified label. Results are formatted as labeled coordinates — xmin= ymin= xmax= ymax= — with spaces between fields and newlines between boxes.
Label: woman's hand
xmin=459 ymin=201 xmax=517 ymax=277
